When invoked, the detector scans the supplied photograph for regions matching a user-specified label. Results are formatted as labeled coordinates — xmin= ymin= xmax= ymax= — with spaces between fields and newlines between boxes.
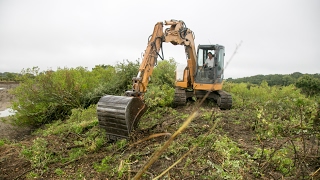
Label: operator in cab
xmin=203 ymin=52 xmax=215 ymax=79
xmin=204 ymin=52 xmax=214 ymax=70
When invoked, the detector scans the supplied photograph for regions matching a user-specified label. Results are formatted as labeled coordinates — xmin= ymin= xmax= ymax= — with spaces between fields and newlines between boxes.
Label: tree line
xmin=226 ymin=72 xmax=320 ymax=97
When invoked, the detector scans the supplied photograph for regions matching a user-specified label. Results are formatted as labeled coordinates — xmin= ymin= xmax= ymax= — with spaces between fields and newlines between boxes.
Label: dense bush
xmin=10 ymin=59 xmax=176 ymax=126
xmin=81 ymin=60 xmax=140 ymax=108
xmin=11 ymin=61 xmax=140 ymax=126
xmin=224 ymin=81 xmax=318 ymax=137
xmin=11 ymin=66 xmax=115 ymax=126
xmin=150 ymin=58 xmax=176 ymax=87
xmin=224 ymin=81 xmax=316 ymax=110
xmin=295 ymin=74 xmax=320 ymax=97
xmin=144 ymin=58 xmax=177 ymax=109
xmin=144 ymin=84 xmax=175 ymax=109
xmin=223 ymin=81 xmax=319 ymax=178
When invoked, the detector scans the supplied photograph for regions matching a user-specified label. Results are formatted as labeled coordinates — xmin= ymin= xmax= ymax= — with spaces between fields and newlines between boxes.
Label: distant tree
xmin=282 ymin=75 xmax=295 ymax=86
xmin=226 ymin=72 xmax=320 ymax=87
xmin=291 ymin=72 xmax=303 ymax=79
xmin=92 ymin=64 xmax=114 ymax=70
xmin=296 ymin=75 xmax=320 ymax=97
xmin=226 ymin=77 xmax=233 ymax=81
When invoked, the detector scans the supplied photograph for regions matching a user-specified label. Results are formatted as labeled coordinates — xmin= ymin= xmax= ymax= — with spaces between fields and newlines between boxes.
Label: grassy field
xmin=1 ymin=99 xmax=319 ymax=179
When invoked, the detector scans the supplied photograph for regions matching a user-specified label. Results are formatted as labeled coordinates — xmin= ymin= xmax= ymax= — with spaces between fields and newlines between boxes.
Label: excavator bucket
xmin=97 ymin=95 xmax=147 ymax=141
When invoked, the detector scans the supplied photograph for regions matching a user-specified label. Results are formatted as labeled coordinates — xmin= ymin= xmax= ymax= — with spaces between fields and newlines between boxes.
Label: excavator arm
xmin=127 ymin=20 xmax=197 ymax=98
xmin=126 ymin=22 xmax=164 ymax=97
xmin=97 ymin=20 xmax=198 ymax=141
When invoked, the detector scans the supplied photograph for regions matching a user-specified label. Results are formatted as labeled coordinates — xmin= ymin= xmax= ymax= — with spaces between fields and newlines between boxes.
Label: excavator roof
xmin=198 ymin=44 xmax=224 ymax=50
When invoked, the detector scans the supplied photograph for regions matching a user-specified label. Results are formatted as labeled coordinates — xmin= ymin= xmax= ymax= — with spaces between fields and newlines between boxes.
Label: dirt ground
xmin=0 ymin=82 xmax=31 ymax=141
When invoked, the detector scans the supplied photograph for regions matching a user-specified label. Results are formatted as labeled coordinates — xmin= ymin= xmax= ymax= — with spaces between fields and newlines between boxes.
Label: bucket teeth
xmin=97 ymin=95 xmax=147 ymax=141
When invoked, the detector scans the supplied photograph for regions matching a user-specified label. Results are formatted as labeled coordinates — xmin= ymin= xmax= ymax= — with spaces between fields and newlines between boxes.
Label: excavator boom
xmin=97 ymin=21 xmax=167 ymax=141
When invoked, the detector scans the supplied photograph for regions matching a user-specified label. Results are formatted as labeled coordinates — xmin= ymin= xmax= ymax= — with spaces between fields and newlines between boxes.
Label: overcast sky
xmin=0 ymin=0 xmax=319 ymax=78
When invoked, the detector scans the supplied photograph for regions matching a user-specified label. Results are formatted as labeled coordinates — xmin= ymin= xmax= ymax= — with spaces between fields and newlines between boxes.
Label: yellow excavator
xmin=97 ymin=20 xmax=232 ymax=140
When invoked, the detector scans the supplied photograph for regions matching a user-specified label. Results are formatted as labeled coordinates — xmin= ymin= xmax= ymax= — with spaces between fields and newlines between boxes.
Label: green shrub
xmin=296 ymin=75 xmax=320 ymax=97
xmin=253 ymin=147 xmax=295 ymax=176
xmin=10 ymin=60 xmax=141 ymax=127
xmin=144 ymin=84 xmax=175 ymax=109
xmin=11 ymin=66 xmax=114 ymax=126
xmin=143 ymin=59 xmax=177 ymax=109
xmin=81 ymin=60 xmax=140 ymax=108
xmin=21 ymin=137 xmax=54 ymax=169
xmin=151 ymin=58 xmax=177 ymax=87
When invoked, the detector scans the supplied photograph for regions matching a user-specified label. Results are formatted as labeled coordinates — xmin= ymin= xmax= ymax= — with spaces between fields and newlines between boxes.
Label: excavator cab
xmin=195 ymin=45 xmax=225 ymax=84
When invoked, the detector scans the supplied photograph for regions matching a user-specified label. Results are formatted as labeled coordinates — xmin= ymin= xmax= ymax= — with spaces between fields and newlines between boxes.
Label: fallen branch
xmin=311 ymin=167 xmax=320 ymax=177
xmin=130 ymin=132 xmax=172 ymax=147
xmin=66 ymin=144 xmax=84 ymax=150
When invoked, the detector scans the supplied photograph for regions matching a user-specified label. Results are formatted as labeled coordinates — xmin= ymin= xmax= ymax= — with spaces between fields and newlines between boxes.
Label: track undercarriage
xmin=173 ymin=88 xmax=232 ymax=110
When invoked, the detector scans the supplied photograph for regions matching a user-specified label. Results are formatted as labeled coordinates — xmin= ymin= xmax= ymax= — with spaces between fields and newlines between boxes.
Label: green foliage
xmin=21 ymin=137 xmax=53 ymax=169
xmin=54 ymin=168 xmax=65 ymax=176
xmin=225 ymin=81 xmax=317 ymax=138
xmin=0 ymin=72 xmax=21 ymax=81
xmin=93 ymin=156 xmax=116 ymax=173
xmin=224 ymin=81 xmax=318 ymax=178
xmin=254 ymin=147 xmax=295 ymax=175
xmin=207 ymin=135 xmax=248 ymax=180
xmin=81 ymin=60 xmax=140 ymax=108
xmin=0 ymin=139 xmax=6 ymax=146
xmin=18 ymin=106 xmax=108 ymax=176
xmin=151 ymin=58 xmax=177 ymax=87
xmin=225 ymin=81 xmax=316 ymax=111
xmin=143 ymin=59 xmax=177 ymax=109
xmin=10 ymin=60 xmax=140 ymax=126
xmin=26 ymin=171 xmax=39 ymax=179
xmin=11 ymin=66 xmax=115 ymax=126
xmin=296 ymin=74 xmax=320 ymax=97
xmin=213 ymin=135 xmax=242 ymax=158
xmin=35 ymin=106 xmax=106 ymax=152
xmin=9 ymin=58 xmax=176 ymax=127
xmin=144 ymin=84 xmax=175 ymax=109
xmin=116 ymin=139 xmax=127 ymax=149
xmin=6 ymin=55 xmax=319 ymax=179
xmin=226 ymin=72 xmax=320 ymax=86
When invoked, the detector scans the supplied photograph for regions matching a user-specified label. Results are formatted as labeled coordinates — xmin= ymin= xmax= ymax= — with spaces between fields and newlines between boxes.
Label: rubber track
xmin=216 ymin=90 xmax=232 ymax=110
xmin=173 ymin=88 xmax=187 ymax=106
